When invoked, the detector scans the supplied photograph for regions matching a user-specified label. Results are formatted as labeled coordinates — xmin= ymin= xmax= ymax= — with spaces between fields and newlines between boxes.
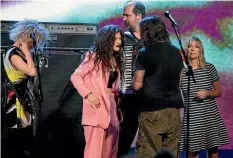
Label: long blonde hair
xmin=184 ymin=36 xmax=206 ymax=68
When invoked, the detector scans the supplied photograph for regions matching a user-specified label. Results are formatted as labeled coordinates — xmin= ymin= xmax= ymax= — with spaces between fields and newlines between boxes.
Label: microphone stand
xmin=171 ymin=23 xmax=196 ymax=158
xmin=32 ymin=46 xmax=43 ymax=137
xmin=34 ymin=50 xmax=44 ymax=102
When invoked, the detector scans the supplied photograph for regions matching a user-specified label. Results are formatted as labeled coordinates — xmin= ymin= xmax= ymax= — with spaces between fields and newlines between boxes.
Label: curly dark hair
xmin=88 ymin=25 xmax=125 ymax=76
xmin=139 ymin=16 xmax=170 ymax=47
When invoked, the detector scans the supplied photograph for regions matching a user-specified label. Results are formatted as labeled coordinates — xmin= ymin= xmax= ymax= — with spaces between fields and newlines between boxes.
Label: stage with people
xmin=1 ymin=1 xmax=233 ymax=158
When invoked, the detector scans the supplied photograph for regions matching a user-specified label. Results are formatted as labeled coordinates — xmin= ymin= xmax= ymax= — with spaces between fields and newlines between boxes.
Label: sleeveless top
xmin=3 ymin=46 xmax=31 ymax=128
xmin=4 ymin=46 xmax=27 ymax=84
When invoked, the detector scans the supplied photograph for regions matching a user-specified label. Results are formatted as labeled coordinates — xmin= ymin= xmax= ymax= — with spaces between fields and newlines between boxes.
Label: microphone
xmin=39 ymin=50 xmax=49 ymax=68
xmin=164 ymin=11 xmax=178 ymax=26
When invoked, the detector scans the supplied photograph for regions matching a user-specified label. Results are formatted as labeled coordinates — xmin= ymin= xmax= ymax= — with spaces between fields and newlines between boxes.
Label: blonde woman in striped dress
xmin=180 ymin=36 xmax=230 ymax=158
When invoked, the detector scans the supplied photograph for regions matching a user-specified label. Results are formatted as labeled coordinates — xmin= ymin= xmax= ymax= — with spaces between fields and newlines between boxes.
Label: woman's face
xmin=21 ymin=36 xmax=34 ymax=49
xmin=113 ymin=32 xmax=122 ymax=52
xmin=27 ymin=39 xmax=34 ymax=49
xmin=187 ymin=40 xmax=201 ymax=60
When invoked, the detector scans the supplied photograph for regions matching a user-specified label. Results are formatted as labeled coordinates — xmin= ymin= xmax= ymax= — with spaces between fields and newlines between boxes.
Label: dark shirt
xmin=107 ymin=70 xmax=118 ymax=88
xmin=9 ymin=46 xmax=27 ymax=62
xmin=135 ymin=42 xmax=184 ymax=111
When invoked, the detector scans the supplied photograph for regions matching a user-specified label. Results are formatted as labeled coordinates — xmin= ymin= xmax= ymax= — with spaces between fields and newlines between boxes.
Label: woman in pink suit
xmin=71 ymin=25 xmax=125 ymax=158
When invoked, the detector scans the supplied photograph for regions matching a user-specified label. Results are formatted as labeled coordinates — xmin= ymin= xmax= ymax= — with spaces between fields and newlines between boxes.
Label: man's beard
xmin=124 ymin=21 xmax=129 ymax=28
xmin=124 ymin=21 xmax=137 ymax=32
xmin=124 ymin=21 xmax=131 ymax=30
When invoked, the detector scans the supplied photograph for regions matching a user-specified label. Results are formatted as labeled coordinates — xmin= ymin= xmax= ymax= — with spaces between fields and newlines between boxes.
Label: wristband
xmin=84 ymin=92 xmax=92 ymax=99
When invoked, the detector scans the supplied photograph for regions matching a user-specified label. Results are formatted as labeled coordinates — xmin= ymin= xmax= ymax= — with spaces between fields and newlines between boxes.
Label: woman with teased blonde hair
xmin=3 ymin=19 xmax=49 ymax=128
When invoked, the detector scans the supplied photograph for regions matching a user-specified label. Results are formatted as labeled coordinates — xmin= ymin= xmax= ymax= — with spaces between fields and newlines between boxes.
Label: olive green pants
xmin=136 ymin=108 xmax=181 ymax=158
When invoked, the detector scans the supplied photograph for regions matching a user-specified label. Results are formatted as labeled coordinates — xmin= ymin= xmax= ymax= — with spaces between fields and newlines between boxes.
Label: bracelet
xmin=84 ymin=92 xmax=92 ymax=99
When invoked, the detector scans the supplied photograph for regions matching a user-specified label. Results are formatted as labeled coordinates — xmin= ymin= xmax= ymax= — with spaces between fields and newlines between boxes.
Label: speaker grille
xmin=40 ymin=53 xmax=82 ymax=118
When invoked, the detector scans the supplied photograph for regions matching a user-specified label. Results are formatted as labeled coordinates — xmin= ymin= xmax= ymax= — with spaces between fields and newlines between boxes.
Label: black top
xmin=135 ymin=42 xmax=184 ymax=111
xmin=9 ymin=46 xmax=27 ymax=62
xmin=107 ymin=70 xmax=118 ymax=88
xmin=4 ymin=46 xmax=30 ymax=96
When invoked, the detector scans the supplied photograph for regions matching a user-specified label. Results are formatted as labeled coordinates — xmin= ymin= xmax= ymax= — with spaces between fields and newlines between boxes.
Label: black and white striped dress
xmin=180 ymin=63 xmax=230 ymax=152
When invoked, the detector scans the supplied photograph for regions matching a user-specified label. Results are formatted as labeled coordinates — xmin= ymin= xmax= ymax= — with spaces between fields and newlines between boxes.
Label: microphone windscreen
xmin=164 ymin=11 xmax=170 ymax=17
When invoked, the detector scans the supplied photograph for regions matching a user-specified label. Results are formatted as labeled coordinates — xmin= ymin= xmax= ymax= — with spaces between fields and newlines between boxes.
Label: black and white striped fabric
xmin=120 ymin=31 xmax=143 ymax=94
xmin=121 ymin=45 xmax=134 ymax=94
xmin=180 ymin=63 xmax=230 ymax=151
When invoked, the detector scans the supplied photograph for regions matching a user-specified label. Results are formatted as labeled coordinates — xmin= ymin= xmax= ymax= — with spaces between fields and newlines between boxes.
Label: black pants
xmin=118 ymin=93 xmax=141 ymax=157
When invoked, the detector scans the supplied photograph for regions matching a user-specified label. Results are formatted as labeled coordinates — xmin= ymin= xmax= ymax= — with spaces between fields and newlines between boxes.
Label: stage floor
xmin=128 ymin=148 xmax=233 ymax=158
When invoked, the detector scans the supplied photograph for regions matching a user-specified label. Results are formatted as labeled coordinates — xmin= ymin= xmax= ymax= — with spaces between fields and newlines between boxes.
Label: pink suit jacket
xmin=71 ymin=52 xmax=121 ymax=129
